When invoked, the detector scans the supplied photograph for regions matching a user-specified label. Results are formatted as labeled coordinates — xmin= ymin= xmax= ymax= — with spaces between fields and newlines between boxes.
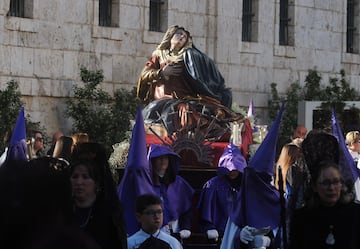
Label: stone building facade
xmin=0 ymin=0 xmax=359 ymax=136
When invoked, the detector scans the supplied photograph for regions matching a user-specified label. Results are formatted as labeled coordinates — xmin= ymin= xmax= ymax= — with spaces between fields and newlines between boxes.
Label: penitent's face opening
xmin=170 ymin=29 xmax=188 ymax=51
xmin=153 ymin=155 xmax=169 ymax=177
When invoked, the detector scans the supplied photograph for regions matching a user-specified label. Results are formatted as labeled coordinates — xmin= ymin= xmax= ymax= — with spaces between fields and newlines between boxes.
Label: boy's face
xmin=136 ymin=204 xmax=163 ymax=234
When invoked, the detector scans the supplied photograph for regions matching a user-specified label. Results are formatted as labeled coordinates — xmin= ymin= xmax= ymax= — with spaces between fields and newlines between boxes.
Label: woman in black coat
xmin=289 ymin=160 xmax=360 ymax=249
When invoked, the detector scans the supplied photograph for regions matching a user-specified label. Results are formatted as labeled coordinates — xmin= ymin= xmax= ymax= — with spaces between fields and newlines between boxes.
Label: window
xmin=347 ymin=0 xmax=359 ymax=53
xmin=8 ymin=0 xmax=33 ymax=18
xmin=279 ymin=0 xmax=295 ymax=46
xmin=99 ymin=0 xmax=119 ymax=27
xmin=149 ymin=0 xmax=168 ymax=32
xmin=242 ymin=0 xmax=258 ymax=42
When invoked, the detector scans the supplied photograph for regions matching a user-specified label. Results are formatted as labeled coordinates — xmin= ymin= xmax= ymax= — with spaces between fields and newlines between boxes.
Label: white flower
xmin=108 ymin=141 xmax=130 ymax=169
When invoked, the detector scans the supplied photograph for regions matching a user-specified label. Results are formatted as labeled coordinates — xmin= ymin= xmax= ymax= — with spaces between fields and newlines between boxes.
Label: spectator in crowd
xmin=70 ymin=142 xmax=127 ymax=249
xmin=289 ymin=160 xmax=360 ymax=249
xmin=197 ymin=143 xmax=246 ymax=241
xmin=0 ymin=130 xmax=11 ymax=167
xmin=72 ymin=132 xmax=90 ymax=153
xmin=274 ymin=142 xmax=310 ymax=243
xmin=28 ymin=130 xmax=45 ymax=159
xmin=47 ymin=131 xmax=64 ymax=156
xmin=345 ymin=131 xmax=360 ymax=167
xmin=52 ymin=135 xmax=74 ymax=165
xmin=0 ymin=153 xmax=74 ymax=248
xmin=276 ymin=125 xmax=307 ymax=160
xmin=127 ymin=194 xmax=182 ymax=249
xmin=274 ymin=143 xmax=309 ymax=202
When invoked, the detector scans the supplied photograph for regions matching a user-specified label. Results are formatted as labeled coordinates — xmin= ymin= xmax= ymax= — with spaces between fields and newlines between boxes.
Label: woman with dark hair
xmin=52 ymin=135 xmax=74 ymax=164
xmin=137 ymin=25 xmax=244 ymax=139
xmin=70 ymin=142 xmax=127 ymax=249
xmin=289 ymin=160 xmax=360 ymax=249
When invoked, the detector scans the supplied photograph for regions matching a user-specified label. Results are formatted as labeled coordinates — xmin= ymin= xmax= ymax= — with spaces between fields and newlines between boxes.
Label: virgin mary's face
xmin=170 ymin=29 xmax=188 ymax=51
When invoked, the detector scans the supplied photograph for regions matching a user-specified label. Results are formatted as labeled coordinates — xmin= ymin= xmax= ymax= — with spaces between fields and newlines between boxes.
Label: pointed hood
xmin=247 ymin=97 xmax=258 ymax=132
xmin=117 ymin=105 xmax=155 ymax=236
xmin=5 ymin=107 xmax=28 ymax=164
xmin=331 ymin=110 xmax=360 ymax=201
xmin=247 ymin=98 xmax=254 ymax=117
xmin=248 ymin=101 xmax=286 ymax=175
xmin=230 ymin=102 xmax=285 ymax=229
xmin=218 ymin=142 xmax=247 ymax=176
xmin=9 ymin=107 xmax=26 ymax=146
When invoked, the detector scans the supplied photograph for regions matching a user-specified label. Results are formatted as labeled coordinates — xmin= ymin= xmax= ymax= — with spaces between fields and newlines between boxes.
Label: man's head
xmin=135 ymin=194 xmax=163 ymax=234
xmin=293 ymin=125 xmax=307 ymax=139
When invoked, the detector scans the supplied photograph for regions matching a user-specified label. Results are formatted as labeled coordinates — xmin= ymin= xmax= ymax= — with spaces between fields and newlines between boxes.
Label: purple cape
xmin=5 ymin=107 xmax=28 ymax=165
xmin=229 ymin=102 xmax=285 ymax=230
xmin=117 ymin=106 xmax=155 ymax=235
xmin=148 ymin=144 xmax=195 ymax=227
xmin=197 ymin=143 xmax=246 ymax=232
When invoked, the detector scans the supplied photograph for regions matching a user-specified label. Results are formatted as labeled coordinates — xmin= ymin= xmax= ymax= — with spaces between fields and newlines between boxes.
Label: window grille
xmin=8 ymin=0 xmax=24 ymax=17
xmin=99 ymin=0 xmax=112 ymax=27
xmin=279 ymin=0 xmax=290 ymax=45
xmin=347 ymin=0 xmax=357 ymax=53
xmin=242 ymin=0 xmax=254 ymax=42
xmin=149 ymin=0 xmax=164 ymax=32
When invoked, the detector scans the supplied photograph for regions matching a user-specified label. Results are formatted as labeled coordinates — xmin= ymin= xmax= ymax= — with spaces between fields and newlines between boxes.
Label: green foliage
xmin=269 ymin=69 xmax=360 ymax=138
xmin=66 ymin=67 xmax=138 ymax=156
xmin=0 ymin=80 xmax=45 ymax=153
xmin=0 ymin=80 xmax=23 ymax=152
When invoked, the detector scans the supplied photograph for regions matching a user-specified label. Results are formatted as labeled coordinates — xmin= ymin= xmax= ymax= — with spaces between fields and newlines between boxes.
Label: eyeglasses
xmin=35 ymin=137 xmax=44 ymax=142
xmin=318 ymin=179 xmax=342 ymax=187
xmin=142 ymin=209 xmax=163 ymax=216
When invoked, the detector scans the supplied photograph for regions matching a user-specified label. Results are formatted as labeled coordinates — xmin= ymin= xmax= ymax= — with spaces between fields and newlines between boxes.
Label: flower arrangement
xmin=108 ymin=140 xmax=130 ymax=173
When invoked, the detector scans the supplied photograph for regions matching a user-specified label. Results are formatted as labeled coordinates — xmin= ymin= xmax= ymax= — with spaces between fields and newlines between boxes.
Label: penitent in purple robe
xmin=147 ymin=144 xmax=195 ymax=231
xmin=4 ymin=107 xmax=28 ymax=166
xmin=220 ymin=102 xmax=286 ymax=249
xmin=118 ymin=106 xmax=194 ymax=235
xmin=117 ymin=106 xmax=156 ymax=236
xmin=197 ymin=143 xmax=246 ymax=233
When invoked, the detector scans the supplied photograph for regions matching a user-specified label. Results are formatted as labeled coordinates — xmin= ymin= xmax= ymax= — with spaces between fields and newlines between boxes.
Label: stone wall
xmin=0 ymin=0 xmax=359 ymax=137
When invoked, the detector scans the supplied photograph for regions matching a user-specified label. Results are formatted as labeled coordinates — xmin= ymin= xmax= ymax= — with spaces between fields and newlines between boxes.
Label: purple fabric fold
xmin=229 ymin=102 xmax=285 ymax=230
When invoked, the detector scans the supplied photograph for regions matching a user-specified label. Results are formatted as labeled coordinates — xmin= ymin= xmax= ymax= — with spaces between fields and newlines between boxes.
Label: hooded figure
xmin=147 ymin=144 xmax=195 ymax=239
xmin=197 ymin=143 xmax=246 ymax=240
xmin=221 ymin=102 xmax=286 ymax=249
xmin=2 ymin=107 xmax=28 ymax=167
xmin=118 ymin=106 xmax=156 ymax=236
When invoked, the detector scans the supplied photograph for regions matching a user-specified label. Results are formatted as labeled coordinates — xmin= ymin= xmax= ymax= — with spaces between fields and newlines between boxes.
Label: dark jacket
xmin=289 ymin=201 xmax=360 ymax=249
